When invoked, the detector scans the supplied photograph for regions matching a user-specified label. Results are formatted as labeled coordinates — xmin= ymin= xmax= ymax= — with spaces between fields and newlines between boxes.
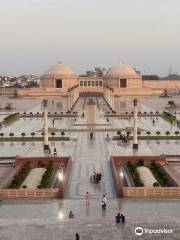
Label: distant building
xmin=12 ymin=60 xmax=180 ymax=97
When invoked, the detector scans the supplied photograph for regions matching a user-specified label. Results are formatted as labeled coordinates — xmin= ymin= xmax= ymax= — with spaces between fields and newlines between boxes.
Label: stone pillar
xmin=133 ymin=99 xmax=138 ymax=149
xmin=68 ymin=92 xmax=71 ymax=111
xmin=112 ymin=93 xmax=114 ymax=110
xmin=43 ymin=99 xmax=49 ymax=150
xmin=87 ymin=99 xmax=96 ymax=124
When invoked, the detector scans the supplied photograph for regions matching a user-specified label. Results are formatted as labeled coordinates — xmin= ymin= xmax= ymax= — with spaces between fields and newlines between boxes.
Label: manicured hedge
xmin=149 ymin=161 xmax=173 ymax=187
xmin=9 ymin=162 xmax=31 ymax=189
xmin=127 ymin=161 xmax=144 ymax=187
xmin=38 ymin=162 xmax=54 ymax=188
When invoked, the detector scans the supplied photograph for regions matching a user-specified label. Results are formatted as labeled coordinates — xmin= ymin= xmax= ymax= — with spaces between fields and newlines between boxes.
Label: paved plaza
xmin=0 ymin=96 xmax=180 ymax=239
xmin=0 ymin=198 xmax=180 ymax=239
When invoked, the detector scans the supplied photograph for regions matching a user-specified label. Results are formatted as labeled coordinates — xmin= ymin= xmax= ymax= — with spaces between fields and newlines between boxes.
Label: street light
xmin=58 ymin=171 xmax=64 ymax=181
xmin=120 ymin=170 xmax=123 ymax=178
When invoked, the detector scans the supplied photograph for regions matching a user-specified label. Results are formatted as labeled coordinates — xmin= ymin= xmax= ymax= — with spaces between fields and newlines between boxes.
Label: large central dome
xmin=45 ymin=61 xmax=77 ymax=77
xmin=106 ymin=62 xmax=140 ymax=78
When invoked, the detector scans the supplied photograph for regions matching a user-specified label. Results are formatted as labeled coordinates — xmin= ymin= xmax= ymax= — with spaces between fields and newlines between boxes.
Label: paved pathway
xmin=66 ymin=131 xmax=115 ymax=199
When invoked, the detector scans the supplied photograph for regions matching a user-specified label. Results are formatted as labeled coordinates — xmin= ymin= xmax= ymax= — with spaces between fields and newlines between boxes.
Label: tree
xmin=137 ymin=131 xmax=141 ymax=136
xmin=146 ymin=131 xmax=151 ymax=136
xmin=61 ymin=132 xmax=65 ymax=136
xmin=175 ymin=131 xmax=179 ymax=136
xmin=156 ymin=131 xmax=161 ymax=136
xmin=9 ymin=133 xmax=14 ymax=137
xmin=126 ymin=131 xmax=131 ymax=136
xmin=0 ymin=133 xmax=4 ymax=137
xmin=165 ymin=131 xmax=170 ymax=136
xmin=31 ymin=132 xmax=35 ymax=137
xmin=21 ymin=133 xmax=26 ymax=137
xmin=51 ymin=132 xmax=55 ymax=137
xmin=117 ymin=131 xmax=121 ymax=135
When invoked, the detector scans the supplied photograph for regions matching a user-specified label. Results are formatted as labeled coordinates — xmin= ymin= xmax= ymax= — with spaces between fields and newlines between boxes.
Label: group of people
xmin=119 ymin=133 xmax=129 ymax=143
xmin=91 ymin=171 xmax=102 ymax=183
xmin=48 ymin=147 xmax=57 ymax=157
xmin=115 ymin=213 xmax=126 ymax=223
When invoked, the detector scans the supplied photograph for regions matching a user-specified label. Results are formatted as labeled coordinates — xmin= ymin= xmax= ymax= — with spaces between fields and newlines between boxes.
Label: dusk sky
xmin=0 ymin=0 xmax=179 ymax=76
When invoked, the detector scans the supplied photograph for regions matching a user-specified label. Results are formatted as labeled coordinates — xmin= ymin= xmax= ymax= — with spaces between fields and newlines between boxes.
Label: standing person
xmin=106 ymin=133 xmax=109 ymax=140
xmin=90 ymin=132 xmax=93 ymax=140
xmin=52 ymin=119 xmax=55 ymax=127
xmin=101 ymin=194 xmax=107 ymax=210
xmin=85 ymin=192 xmax=91 ymax=206
xmin=53 ymin=148 xmax=57 ymax=157
xmin=75 ymin=233 xmax=80 ymax=240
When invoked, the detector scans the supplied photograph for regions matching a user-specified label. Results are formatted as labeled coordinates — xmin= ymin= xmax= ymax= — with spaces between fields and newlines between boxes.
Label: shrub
xmin=21 ymin=133 xmax=26 ymax=137
xmin=137 ymin=159 xmax=144 ymax=166
xmin=51 ymin=132 xmax=55 ymax=137
xmin=31 ymin=132 xmax=35 ymax=137
xmin=153 ymin=182 xmax=160 ymax=187
xmin=156 ymin=131 xmax=161 ymax=136
xmin=165 ymin=131 xmax=170 ymax=136
xmin=146 ymin=131 xmax=151 ymax=136
xmin=175 ymin=131 xmax=179 ymax=136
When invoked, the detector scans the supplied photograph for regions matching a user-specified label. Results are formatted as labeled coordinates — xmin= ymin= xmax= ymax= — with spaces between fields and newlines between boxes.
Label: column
xmin=43 ymin=99 xmax=49 ymax=150
xmin=133 ymin=98 xmax=138 ymax=149
xmin=112 ymin=93 xmax=114 ymax=110
xmin=68 ymin=92 xmax=71 ymax=111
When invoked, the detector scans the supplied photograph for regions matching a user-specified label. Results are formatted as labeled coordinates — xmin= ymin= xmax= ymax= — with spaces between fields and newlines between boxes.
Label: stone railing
xmin=0 ymin=188 xmax=59 ymax=199
xmin=123 ymin=187 xmax=180 ymax=197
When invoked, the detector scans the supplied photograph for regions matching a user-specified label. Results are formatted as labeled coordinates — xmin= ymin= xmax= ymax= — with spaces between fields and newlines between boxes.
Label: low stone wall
xmin=15 ymin=156 xmax=70 ymax=168
xmin=110 ymin=156 xmax=175 ymax=198
xmin=111 ymin=156 xmax=167 ymax=167
xmin=123 ymin=187 xmax=180 ymax=197
xmin=0 ymin=157 xmax=72 ymax=199
xmin=0 ymin=188 xmax=59 ymax=199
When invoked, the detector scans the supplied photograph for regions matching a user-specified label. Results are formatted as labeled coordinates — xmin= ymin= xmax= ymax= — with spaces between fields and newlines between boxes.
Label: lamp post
xmin=43 ymin=99 xmax=49 ymax=150
xmin=133 ymin=98 xmax=138 ymax=149
xmin=119 ymin=167 xmax=124 ymax=197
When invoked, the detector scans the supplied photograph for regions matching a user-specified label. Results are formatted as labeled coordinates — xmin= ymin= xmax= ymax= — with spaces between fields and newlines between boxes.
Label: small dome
xmin=45 ymin=62 xmax=77 ymax=77
xmin=106 ymin=62 xmax=140 ymax=78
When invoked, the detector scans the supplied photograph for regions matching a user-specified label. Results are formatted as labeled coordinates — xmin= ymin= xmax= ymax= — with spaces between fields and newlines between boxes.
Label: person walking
xmin=52 ymin=119 xmax=55 ymax=127
xmin=85 ymin=192 xmax=91 ymax=206
xmin=75 ymin=233 xmax=80 ymax=240
xmin=101 ymin=194 xmax=107 ymax=210
xmin=53 ymin=148 xmax=57 ymax=157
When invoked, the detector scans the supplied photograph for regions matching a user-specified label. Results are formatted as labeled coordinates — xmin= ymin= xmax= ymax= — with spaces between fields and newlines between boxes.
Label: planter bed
xmin=149 ymin=161 xmax=175 ymax=187
xmin=0 ymin=136 xmax=70 ymax=142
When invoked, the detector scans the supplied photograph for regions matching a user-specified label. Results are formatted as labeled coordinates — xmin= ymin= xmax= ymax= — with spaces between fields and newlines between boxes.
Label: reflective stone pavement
xmin=1 ymin=96 xmax=180 ymax=239
xmin=66 ymin=131 xmax=115 ymax=199
xmin=0 ymin=198 xmax=180 ymax=239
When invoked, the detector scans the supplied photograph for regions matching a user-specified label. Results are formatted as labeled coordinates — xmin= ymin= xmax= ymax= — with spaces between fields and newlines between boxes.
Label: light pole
xmin=133 ymin=99 xmax=138 ymax=149
xmin=43 ymin=99 xmax=49 ymax=150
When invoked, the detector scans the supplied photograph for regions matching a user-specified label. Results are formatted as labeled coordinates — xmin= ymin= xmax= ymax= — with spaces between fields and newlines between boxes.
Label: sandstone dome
xmin=44 ymin=61 xmax=77 ymax=78
xmin=106 ymin=62 xmax=140 ymax=78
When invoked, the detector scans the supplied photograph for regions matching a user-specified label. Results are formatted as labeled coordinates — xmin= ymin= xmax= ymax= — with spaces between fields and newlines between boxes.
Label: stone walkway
xmin=0 ymin=217 xmax=179 ymax=240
